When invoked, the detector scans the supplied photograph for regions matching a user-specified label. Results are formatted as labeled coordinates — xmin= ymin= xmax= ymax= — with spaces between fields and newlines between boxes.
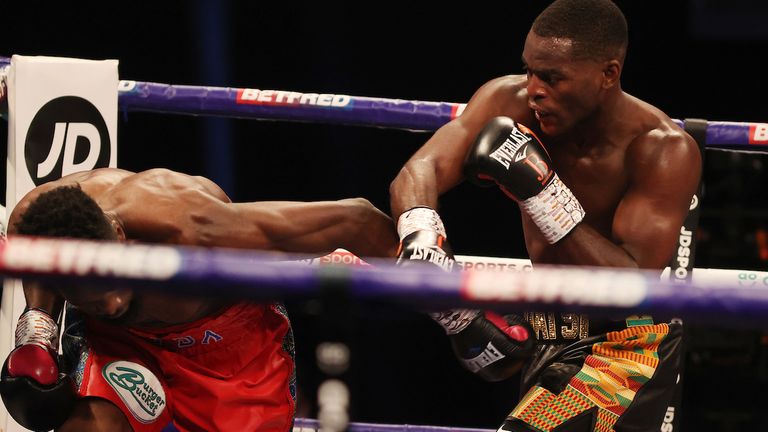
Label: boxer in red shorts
xmin=65 ymin=302 xmax=295 ymax=432
xmin=1 ymin=168 xmax=399 ymax=431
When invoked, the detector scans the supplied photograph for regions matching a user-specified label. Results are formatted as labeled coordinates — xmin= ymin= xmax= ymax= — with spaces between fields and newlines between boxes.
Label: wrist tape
xmin=397 ymin=206 xmax=447 ymax=239
xmin=520 ymin=174 xmax=585 ymax=244
xmin=15 ymin=309 xmax=58 ymax=351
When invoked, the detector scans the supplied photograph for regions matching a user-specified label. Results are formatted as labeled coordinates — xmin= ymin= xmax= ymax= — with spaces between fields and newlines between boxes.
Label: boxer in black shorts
xmin=390 ymin=0 xmax=700 ymax=430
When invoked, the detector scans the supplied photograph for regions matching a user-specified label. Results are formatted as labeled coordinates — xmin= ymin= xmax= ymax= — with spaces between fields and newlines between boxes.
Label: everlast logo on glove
xmin=465 ymin=117 xmax=585 ymax=244
xmin=407 ymin=243 xmax=455 ymax=271
xmin=25 ymin=96 xmax=111 ymax=186
xmin=395 ymin=206 xmax=456 ymax=273
xmin=488 ymin=125 xmax=531 ymax=169
xmin=461 ymin=342 xmax=505 ymax=373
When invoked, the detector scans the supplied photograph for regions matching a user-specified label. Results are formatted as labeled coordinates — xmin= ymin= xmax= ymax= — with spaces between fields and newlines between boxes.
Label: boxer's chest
xmin=523 ymin=145 xmax=629 ymax=261
xmin=551 ymin=144 xmax=629 ymax=229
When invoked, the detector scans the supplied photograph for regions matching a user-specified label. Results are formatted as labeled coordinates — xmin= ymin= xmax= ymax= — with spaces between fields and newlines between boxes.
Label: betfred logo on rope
xmin=236 ymin=88 xmax=352 ymax=107
xmin=450 ymin=103 xmax=466 ymax=119
xmin=749 ymin=123 xmax=768 ymax=144
xmin=0 ymin=237 xmax=181 ymax=280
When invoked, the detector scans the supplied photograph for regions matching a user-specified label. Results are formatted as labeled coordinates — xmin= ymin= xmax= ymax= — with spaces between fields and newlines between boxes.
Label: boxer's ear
xmin=601 ymin=59 xmax=621 ymax=89
xmin=105 ymin=213 xmax=126 ymax=242
xmin=113 ymin=222 xmax=126 ymax=242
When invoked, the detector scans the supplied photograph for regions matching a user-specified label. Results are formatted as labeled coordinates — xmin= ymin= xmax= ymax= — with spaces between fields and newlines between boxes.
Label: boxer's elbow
xmin=389 ymin=166 xmax=410 ymax=203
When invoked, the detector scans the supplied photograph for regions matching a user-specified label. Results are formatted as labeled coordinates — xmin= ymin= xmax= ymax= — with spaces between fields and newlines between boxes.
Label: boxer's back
xmin=87 ymin=168 xmax=230 ymax=245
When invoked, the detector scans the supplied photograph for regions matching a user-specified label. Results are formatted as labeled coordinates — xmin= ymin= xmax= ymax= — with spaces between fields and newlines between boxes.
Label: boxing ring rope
xmin=115 ymin=84 xmax=768 ymax=148
xmin=2 ymin=236 xmax=768 ymax=328
xmin=293 ymin=417 xmax=492 ymax=432
xmin=1 ymin=55 xmax=768 ymax=148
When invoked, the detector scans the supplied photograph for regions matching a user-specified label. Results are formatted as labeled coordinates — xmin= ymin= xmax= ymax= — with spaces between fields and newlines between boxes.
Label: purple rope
xmin=1 ymin=56 xmax=766 ymax=147
xmin=117 ymin=81 xmax=458 ymax=132
xmin=3 ymin=236 xmax=768 ymax=327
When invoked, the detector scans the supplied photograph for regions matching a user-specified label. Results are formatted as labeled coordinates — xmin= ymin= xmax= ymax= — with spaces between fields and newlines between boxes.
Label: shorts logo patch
xmin=102 ymin=361 xmax=167 ymax=423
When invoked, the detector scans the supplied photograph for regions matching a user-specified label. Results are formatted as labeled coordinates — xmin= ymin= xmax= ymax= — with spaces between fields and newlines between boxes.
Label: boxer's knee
xmin=56 ymin=397 xmax=132 ymax=432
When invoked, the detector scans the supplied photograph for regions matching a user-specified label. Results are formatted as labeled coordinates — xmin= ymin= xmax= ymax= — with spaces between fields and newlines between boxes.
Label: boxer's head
xmin=15 ymin=185 xmax=133 ymax=321
xmin=61 ymin=284 xmax=136 ymax=323
xmin=523 ymin=0 xmax=628 ymax=135
xmin=15 ymin=185 xmax=123 ymax=241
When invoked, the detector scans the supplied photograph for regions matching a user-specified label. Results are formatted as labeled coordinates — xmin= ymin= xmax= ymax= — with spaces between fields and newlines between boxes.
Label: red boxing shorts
xmin=63 ymin=302 xmax=296 ymax=432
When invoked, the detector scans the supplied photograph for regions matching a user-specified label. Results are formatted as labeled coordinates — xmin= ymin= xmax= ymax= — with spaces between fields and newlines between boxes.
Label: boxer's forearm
xmin=210 ymin=199 xmax=396 ymax=258
xmin=390 ymin=121 xmax=473 ymax=219
xmin=548 ymin=224 xmax=642 ymax=269
xmin=389 ymin=159 xmax=442 ymax=219
xmin=23 ymin=281 xmax=65 ymax=319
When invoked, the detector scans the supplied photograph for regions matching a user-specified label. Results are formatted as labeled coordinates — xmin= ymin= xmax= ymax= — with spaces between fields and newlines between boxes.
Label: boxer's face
xmin=523 ymin=31 xmax=606 ymax=136
xmin=60 ymin=285 xmax=134 ymax=322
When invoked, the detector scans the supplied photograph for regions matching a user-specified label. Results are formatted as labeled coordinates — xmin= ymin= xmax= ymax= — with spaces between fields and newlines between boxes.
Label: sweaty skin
xmin=11 ymin=168 xmax=399 ymax=328
xmin=390 ymin=31 xmax=701 ymax=270
xmin=10 ymin=168 xmax=399 ymax=431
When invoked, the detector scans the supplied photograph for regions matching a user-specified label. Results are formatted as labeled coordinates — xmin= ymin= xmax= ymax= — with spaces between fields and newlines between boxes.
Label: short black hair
xmin=15 ymin=185 xmax=116 ymax=240
xmin=532 ymin=0 xmax=628 ymax=62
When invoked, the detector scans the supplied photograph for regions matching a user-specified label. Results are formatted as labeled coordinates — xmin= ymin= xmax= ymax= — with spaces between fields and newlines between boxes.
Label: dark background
xmin=3 ymin=1 xmax=768 ymax=430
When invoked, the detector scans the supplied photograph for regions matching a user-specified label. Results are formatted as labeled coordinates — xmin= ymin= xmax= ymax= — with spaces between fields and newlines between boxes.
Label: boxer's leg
xmin=57 ymin=397 xmax=132 ymax=432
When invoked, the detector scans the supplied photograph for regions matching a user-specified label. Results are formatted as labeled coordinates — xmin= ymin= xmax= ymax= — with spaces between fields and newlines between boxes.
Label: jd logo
xmin=24 ymin=96 xmax=110 ymax=186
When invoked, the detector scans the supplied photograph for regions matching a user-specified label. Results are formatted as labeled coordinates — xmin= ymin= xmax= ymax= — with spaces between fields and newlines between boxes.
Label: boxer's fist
xmin=464 ymin=116 xmax=554 ymax=199
xmin=7 ymin=308 xmax=59 ymax=384
xmin=6 ymin=345 xmax=57 ymax=385
xmin=395 ymin=206 xmax=531 ymax=378
xmin=397 ymin=230 xmax=455 ymax=271
xmin=441 ymin=311 xmax=534 ymax=381
xmin=464 ymin=117 xmax=586 ymax=243
xmin=0 ymin=308 xmax=76 ymax=431
xmin=396 ymin=207 xmax=455 ymax=272
xmin=1 ymin=358 xmax=76 ymax=431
